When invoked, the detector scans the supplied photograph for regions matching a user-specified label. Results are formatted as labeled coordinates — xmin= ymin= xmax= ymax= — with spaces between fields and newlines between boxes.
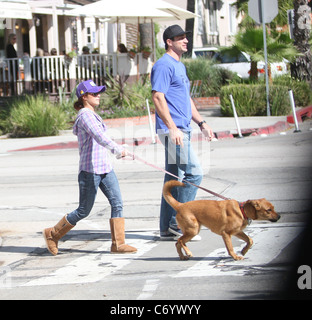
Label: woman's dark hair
xmin=74 ymin=97 xmax=84 ymax=111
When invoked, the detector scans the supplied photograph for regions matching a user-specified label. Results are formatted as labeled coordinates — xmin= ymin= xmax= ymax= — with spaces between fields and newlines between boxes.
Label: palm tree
xmin=232 ymin=0 xmax=311 ymax=82
xmin=232 ymin=0 xmax=294 ymax=29
xmin=291 ymin=0 xmax=312 ymax=82
xmin=220 ymin=28 xmax=299 ymax=81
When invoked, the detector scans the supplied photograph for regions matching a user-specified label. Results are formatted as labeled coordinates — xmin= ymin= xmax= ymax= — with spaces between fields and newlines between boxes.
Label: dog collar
xmin=239 ymin=201 xmax=252 ymax=225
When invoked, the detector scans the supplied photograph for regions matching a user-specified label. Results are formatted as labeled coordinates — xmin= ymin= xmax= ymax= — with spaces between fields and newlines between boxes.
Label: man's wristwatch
xmin=198 ymin=120 xmax=206 ymax=128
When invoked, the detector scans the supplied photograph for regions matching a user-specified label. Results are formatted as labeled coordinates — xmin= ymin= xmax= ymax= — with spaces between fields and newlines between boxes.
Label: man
xmin=151 ymin=25 xmax=214 ymax=240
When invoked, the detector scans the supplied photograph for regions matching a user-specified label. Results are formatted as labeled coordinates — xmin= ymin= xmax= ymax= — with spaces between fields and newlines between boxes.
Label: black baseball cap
xmin=163 ymin=24 xmax=191 ymax=43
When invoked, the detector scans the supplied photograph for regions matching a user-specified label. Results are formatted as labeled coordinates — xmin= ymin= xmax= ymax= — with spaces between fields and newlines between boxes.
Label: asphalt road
xmin=0 ymin=120 xmax=312 ymax=301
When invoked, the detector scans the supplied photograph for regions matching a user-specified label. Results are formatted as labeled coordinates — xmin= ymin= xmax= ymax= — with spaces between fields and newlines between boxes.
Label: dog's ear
xmin=244 ymin=200 xmax=258 ymax=219
xmin=248 ymin=200 xmax=261 ymax=210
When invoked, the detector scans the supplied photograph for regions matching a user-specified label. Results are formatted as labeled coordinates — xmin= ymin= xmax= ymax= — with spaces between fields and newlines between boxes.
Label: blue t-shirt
xmin=151 ymin=53 xmax=192 ymax=133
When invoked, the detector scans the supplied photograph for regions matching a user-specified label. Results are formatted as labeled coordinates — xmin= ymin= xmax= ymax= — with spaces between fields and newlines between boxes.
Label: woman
xmin=6 ymin=33 xmax=17 ymax=59
xmin=43 ymin=79 xmax=137 ymax=255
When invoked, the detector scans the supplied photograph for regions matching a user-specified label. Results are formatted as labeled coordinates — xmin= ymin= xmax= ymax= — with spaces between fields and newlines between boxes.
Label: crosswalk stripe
xmin=21 ymin=231 xmax=158 ymax=287
xmin=174 ymin=222 xmax=304 ymax=278
xmin=9 ymin=222 xmax=305 ymax=288
xmin=137 ymin=279 xmax=160 ymax=300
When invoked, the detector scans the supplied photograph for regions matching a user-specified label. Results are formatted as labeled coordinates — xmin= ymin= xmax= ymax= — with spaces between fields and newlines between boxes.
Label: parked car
xmin=191 ymin=47 xmax=288 ymax=79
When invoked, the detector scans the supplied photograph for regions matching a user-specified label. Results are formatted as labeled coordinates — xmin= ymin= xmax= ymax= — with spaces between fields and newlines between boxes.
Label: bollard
xmin=146 ymin=99 xmax=156 ymax=144
xmin=229 ymin=94 xmax=243 ymax=138
xmin=288 ymin=89 xmax=301 ymax=133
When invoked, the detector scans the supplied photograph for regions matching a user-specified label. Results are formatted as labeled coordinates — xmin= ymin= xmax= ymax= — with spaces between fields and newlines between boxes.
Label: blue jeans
xmin=67 ymin=170 xmax=123 ymax=225
xmin=159 ymin=131 xmax=203 ymax=235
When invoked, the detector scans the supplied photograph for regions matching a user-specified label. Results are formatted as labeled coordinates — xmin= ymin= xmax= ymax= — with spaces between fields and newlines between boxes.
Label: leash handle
xmin=128 ymin=152 xmax=229 ymax=201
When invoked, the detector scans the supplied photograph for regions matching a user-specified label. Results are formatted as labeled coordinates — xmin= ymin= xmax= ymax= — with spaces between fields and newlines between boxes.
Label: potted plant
xmin=128 ymin=45 xmax=137 ymax=59
xmin=65 ymin=49 xmax=77 ymax=65
xmin=141 ymin=46 xmax=151 ymax=59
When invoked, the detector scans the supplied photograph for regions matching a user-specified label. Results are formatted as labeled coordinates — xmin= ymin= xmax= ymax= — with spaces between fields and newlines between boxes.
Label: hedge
xmin=220 ymin=84 xmax=292 ymax=116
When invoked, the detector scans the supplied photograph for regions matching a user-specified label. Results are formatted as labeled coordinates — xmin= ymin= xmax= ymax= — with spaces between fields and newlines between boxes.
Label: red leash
xmin=128 ymin=152 xmax=230 ymax=201
xmin=127 ymin=153 xmax=251 ymax=222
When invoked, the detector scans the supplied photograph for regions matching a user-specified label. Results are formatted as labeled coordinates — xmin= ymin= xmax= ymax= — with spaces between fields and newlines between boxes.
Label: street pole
xmin=288 ymin=89 xmax=301 ymax=133
xmin=260 ymin=0 xmax=271 ymax=116
xmin=146 ymin=99 xmax=156 ymax=144
xmin=229 ymin=94 xmax=243 ymax=138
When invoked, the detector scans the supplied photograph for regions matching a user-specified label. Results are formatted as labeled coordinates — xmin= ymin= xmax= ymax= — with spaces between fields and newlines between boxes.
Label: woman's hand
xmin=116 ymin=149 xmax=134 ymax=159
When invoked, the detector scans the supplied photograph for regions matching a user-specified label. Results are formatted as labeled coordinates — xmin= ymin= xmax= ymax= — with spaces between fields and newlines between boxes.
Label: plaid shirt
xmin=73 ymin=108 xmax=123 ymax=174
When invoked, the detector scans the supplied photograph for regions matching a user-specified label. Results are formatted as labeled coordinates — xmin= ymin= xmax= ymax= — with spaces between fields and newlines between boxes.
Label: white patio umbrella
xmin=67 ymin=0 xmax=198 ymax=50
xmin=67 ymin=0 xmax=198 ymax=22
xmin=155 ymin=0 xmax=199 ymax=20
xmin=67 ymin=0 xmax=172 ymax=22
xmin=67 ymin=0 xmax=172 ymax=58
xmin=67 ymin=0 xmax=198 ymax=77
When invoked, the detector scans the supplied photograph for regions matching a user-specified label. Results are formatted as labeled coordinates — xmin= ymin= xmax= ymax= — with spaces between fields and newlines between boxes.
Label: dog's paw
xmin=179 ymin=255 xmax=190 ymax=261
xmin=185 ymin=251 xmax=193 ymax=258
xmin=233 ymin=255 xmax=244 ymax=261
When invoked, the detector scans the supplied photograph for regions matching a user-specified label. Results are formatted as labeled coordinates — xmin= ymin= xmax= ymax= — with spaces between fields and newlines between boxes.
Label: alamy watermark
xmin=0 ymin=18 xmax=13 ymax=30
xmin=297 ymin=5 xmax=311 ymax=31
xmin=0 ymin=266 xmax=12 ymax=289
xmin=297 ymin=265 xmax=312 ymax=290
xmin=108 ymin=120 xmax=212 ymax=176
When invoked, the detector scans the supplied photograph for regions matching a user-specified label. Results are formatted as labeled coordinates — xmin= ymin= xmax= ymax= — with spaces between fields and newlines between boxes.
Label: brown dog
xmin=163 ymin=180 xmax=280 ymax=261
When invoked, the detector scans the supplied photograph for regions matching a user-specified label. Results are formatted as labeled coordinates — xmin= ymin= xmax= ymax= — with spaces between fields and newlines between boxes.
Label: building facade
xmin=0 ymin=0 xmax=241 ymax=59
xmin=156 ymin=0 xmax=241 ymax=49
xmin=0 ymin=0 xmax=242 ymax=96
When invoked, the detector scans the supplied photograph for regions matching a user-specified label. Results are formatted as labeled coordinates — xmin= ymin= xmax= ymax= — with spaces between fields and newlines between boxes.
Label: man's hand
xmin=200 ymin=123 xmax=215 ymax=141
xmin=169 ymin=128 xmax=184 ymax=147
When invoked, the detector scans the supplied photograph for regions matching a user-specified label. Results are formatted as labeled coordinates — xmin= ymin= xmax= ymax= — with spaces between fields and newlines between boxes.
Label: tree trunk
xmin=186 ymin=0 xmax=195 ymax=57
xmin=291 ymin=0 xmax=312 ymax=82
xmin=249 ymin=61 xmax=258 ymax=81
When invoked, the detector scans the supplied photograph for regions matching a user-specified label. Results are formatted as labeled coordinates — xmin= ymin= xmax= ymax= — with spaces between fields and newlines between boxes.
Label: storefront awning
xmin=0 ymin=2 xmax=32 ymax=19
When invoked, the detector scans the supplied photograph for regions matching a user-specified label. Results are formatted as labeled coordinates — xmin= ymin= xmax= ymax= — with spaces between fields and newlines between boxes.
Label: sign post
xmin=248 ymin=0 xmax=278 ymax=117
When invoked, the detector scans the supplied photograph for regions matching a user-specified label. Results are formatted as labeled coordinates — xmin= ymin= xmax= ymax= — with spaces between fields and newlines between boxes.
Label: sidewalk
xmin=0 ymin=107 xmax=309 ymax=154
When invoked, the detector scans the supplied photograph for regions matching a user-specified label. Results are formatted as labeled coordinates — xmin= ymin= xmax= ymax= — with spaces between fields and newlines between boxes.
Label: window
xmin=208 ymin=0 xmax=218 ymax=34
xmin=229 ymin=3 xmax=237 ymax=34
xmin=197 ymin=0 xmax=204 ymax=35
xmin=87 ymin=27 xmax=91 ymax=44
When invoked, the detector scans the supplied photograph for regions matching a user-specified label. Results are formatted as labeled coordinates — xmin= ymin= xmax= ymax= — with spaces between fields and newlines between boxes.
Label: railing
xmin=0 ymin=54 xmax=117 ymax=97
xmin=76 ymin=54 xmax=115 ymax=86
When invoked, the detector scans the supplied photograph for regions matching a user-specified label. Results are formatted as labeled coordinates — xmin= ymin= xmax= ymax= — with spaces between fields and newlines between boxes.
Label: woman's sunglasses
xmin=88 ymin=92 xmax=100 ymax=97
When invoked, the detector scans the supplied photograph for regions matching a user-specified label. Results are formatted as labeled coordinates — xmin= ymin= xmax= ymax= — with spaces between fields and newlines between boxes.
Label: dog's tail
xmin=162 ymin=180 xmax=185 ymax=210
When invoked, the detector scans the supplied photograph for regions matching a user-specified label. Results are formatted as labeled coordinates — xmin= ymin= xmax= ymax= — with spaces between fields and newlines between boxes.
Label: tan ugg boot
xmin=110 ymin=218 xmax=137 ymax=253
xmin=43 ymin=215 xmax=74 ymax=256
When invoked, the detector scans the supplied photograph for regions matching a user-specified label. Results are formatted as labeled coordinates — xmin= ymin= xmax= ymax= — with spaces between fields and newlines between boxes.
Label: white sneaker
xmin=168 ymin=227 xmax=201 ymax=241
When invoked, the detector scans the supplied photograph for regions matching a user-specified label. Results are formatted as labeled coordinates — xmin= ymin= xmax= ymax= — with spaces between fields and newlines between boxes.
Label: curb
xmin=9 ymin=120 xmax=293 ymax=152
xmin=287 ymin=105 xmax=312 ymax=124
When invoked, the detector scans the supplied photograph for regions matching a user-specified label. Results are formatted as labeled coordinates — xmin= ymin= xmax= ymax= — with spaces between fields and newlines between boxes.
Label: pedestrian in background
xmin=43 ymin=79 xmax=137 ymax=255
xmin=151 ymin=25 xmax=214 ymax=240
xmin=6 ymin=33 xmax=17 ymax=59
xmin=6 ymin=33 xmax=18 ymax=94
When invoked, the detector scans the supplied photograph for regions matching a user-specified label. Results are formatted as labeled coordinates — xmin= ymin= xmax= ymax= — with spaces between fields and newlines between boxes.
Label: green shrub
xmin=4 ymin=95 xmax=68 ymax=137
xmin=272 ymin=75 xmax=312 ymax=107
xmin=220 ymin=84 xmax=291 ymax=116
xmin=183 ymin=57 xmax=241 ymax=97
xmin=58 ymin=87 xmax=78 ymax=124
xmin=99 ymin=76 xmax=152 ymax=119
